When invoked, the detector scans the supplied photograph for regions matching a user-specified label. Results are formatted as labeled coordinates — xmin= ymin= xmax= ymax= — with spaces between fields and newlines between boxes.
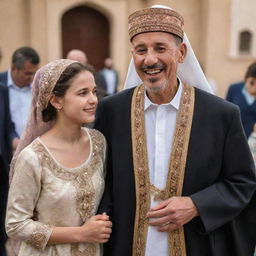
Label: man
xmin=95 ymin=6 xmax=256 ymax=256
xmin=66 ymin=49 xmax=88 ymax=65
xmin=0 ymin=47 xmax=40 ymax=144
xmin=0 ymin=83 xmax=16 ymax=256
xmin=226 ymin=62 xmax=256 ymax=138
xmin=95 ymin=57 xmax=119 ymax=97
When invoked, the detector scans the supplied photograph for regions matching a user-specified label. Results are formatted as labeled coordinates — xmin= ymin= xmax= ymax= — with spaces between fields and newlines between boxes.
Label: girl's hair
xmin=42 ymin=62 xmax=93 ymax=122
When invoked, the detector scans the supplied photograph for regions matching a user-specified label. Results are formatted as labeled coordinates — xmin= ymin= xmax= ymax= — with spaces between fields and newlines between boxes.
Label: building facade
xmin=0 ymin=0 xmax=255 ymax=97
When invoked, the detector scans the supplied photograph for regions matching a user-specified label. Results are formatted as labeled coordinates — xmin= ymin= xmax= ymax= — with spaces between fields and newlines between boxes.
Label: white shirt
xmin=144 ymin=81 xmax=183 ymax=256
xmin=7 ymin=70 xmax=32 ymax=137
xmin=103 ymin=68 xmax=116 ymax=95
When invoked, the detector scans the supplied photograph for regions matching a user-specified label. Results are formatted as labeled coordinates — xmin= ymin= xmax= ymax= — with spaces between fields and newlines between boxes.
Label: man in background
xmin=0 ymin=46 xmax=40 ymax=147
xmin=66 ymin=49 xmax=88 ymax=65
xmin=95 ymin=57 xmax=119 ymax=98
xmin=226 ymin=62 xmax=256 ymax=137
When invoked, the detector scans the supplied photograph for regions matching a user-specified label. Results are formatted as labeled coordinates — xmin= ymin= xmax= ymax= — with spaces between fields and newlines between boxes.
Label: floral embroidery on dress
xmin=71 ymin=243 xmax=97 ymax=256
xmin=26 ymin=223 xmax=52 ymax=250
xmin=26 ymin=129 xmax=105 ymax=255
xmin=31 ymin=129 xmax=105 ymax=222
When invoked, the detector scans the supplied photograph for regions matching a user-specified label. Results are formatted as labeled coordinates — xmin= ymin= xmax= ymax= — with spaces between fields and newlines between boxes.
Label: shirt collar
xmin=242 ymin=86 xmax=255 ymax=105
xmin=144 ymin=78 xmax=183 ymax=111
xmin=7 ymin=69 xmax=14 ymax=87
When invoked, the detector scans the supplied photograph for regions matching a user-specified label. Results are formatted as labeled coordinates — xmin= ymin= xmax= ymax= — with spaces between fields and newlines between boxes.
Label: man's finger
xmin=157 ymin=222 xmax=180 ymax=232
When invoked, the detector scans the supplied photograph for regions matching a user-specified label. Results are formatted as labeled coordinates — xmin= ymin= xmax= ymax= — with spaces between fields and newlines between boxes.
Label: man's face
xmin=131 ymin=32 xmax=186 ymax=93
xmin=245 ymin=77 xmax=256 ymax=98
xmin=11 ymin=60 xmax=39 ymax=87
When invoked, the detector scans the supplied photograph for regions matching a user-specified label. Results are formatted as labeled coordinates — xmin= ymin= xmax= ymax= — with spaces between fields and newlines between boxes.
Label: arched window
xmin=239 ymin=30 xmax=252 ymax=55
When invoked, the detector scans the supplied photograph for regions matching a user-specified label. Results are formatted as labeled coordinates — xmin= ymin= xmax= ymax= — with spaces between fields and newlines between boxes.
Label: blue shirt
xmin=7 ymin=70 xmax=32 ymax=137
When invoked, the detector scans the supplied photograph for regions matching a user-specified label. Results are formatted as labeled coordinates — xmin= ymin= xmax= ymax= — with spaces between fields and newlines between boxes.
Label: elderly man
xmin=95 ymin=6 xmax=256 ymax=256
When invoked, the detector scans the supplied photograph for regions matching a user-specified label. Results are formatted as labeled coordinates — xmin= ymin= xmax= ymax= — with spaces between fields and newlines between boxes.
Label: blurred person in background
xmin=95 ymin=57 xmax=119 ymax=99
xmin=66 ymin=49 xmax=88 ymax=65
xmin=0 ymin=46 xmax=40 ymax=149
xmin=226 ymin=62 xmax=256 ymax=137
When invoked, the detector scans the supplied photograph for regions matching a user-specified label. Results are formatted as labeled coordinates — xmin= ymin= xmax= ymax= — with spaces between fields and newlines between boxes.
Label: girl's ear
xmin=49 ymin=94 xmax=62 ymax=110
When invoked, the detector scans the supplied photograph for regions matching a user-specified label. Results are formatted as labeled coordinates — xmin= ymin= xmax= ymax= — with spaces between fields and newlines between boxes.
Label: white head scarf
xmin=124 ymin=5 xmax=214 ymax=94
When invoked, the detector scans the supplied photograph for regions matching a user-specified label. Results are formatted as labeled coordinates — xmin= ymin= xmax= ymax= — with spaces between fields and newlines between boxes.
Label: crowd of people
xmin=0 ymin=4 xmax=256 ymax=256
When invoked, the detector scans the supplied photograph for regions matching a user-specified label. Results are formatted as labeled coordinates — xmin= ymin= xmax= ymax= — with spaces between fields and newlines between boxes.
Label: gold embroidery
xmin=32 ymin=129 xmax=105 ymax=222
xmin=26 ymin=223 xmax=52 ymax=250
xmin=71 ymin=243 xmax=97 ymax=255
xmin=131 ymin=84 xmax=195 ymax=256
xmin=131 ymin=86 xmax=151 ymax=256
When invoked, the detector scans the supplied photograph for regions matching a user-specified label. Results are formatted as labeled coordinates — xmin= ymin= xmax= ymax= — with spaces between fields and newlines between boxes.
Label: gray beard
xmin=144 ymin=80 xmax=167 ymax=93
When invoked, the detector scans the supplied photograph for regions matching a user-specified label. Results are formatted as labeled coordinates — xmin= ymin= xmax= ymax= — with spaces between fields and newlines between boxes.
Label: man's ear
xmin=178 ymin=43 xmax=187 ymax=64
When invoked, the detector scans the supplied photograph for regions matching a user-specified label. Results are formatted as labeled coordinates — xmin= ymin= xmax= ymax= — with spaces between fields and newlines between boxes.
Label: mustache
xmin=141 ymin=63 xmax=165 ymax=71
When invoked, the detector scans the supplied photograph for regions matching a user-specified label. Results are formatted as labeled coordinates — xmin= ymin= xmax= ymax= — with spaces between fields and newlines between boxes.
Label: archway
xmin=62 ymin=5 xmax=110 ymax=70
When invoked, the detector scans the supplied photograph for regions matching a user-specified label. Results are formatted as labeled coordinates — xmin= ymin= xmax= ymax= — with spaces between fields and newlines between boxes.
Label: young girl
xmin=5 ymin=59 xmax=111 ymax=255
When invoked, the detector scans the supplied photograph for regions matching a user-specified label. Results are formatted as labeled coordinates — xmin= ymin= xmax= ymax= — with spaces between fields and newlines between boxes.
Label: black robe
xmin=94 ymin=87 xmax=256 ymax=256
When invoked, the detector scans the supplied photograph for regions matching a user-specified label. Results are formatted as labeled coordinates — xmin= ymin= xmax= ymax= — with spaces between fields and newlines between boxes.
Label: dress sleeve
xmin=5 ymin=147 xmax=53 ymax=251
xmin=190 ymin=107 xmax=256 ymax=233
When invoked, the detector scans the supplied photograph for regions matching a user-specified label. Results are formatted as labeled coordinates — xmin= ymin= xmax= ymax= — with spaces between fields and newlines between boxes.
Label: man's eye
xmin=157 ymin=47 xmax=165 ymax=52
xmin=136 ymin=49 xmax=146 ymax=54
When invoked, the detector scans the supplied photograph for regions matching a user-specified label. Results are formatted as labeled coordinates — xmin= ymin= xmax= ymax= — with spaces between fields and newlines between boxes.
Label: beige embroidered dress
xmin=6 ymin=128 xmax=106 ymax=256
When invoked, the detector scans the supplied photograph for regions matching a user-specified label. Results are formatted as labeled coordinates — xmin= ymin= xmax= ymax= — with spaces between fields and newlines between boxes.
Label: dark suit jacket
xmin=226 ymin=82 xmax=256 ymax=138
xmin=0 ymin=82 xmax=16 ymax=171
xmin=0 ymin=71 xmax=8 ymax=86
xmin=95 ymin=87 xmax=256 ymax=256
xmin=0 ymin=82 xmax=16 ymax=251
xmin=95 ymin=69 xmax=118 ymax=98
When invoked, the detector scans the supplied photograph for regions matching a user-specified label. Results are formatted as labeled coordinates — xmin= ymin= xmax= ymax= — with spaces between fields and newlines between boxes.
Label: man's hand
xmin=147 ymin=196 xmax=199 ymax=232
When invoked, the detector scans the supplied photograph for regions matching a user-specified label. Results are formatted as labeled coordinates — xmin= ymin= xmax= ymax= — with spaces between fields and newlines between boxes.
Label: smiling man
xmin=95 ymin=6 xmax=256 ymax=256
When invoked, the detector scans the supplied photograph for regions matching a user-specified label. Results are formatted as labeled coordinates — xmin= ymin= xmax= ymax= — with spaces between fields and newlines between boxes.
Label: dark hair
xmin=245 ymin=62 xmax=256 ymax=80
xmin=42 ymin=62 xmax=92 ymax=122
xmin=12 ymin=47 xmax=40 ymax=69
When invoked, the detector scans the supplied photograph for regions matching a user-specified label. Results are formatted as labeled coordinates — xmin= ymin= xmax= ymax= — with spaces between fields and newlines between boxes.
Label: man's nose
xmin=144 ymin=50 xmax=158 ymax=66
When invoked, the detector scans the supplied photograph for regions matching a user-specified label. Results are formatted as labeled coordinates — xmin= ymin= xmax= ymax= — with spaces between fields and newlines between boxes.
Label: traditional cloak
xmin=95 ymin=85 xmax=256 ymax=256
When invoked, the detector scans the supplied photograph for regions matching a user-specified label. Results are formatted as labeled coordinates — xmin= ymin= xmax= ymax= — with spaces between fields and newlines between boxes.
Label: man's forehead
xmin=22 ymin=61 xmax=38 ymax=70
xmin=131 ymin=32 xmax=176 ymax=45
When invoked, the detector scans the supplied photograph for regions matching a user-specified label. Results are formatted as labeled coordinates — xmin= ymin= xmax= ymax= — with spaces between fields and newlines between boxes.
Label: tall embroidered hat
xmin=128 ymin=7 xmax=184 ymax=41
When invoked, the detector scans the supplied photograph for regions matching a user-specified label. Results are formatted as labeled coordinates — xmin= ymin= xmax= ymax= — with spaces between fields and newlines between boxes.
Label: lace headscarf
xmin=124 ymin=5 xmax=214 ymax=94
xmin=9 ymin=59 xmax=77 ymax=183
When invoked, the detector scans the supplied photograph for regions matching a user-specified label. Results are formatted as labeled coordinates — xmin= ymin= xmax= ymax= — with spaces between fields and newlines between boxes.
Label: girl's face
xmin=59 ymin=70 xmax=98 ymax=124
